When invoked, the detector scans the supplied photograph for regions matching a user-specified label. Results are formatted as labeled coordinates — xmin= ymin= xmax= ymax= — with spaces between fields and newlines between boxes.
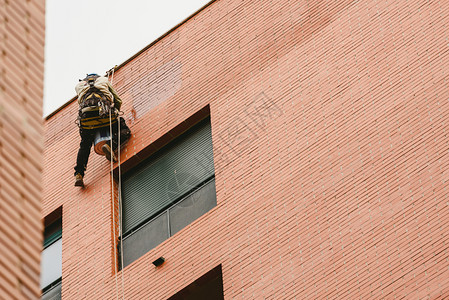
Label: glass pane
xmin=40 ymin=239 xmax=62 ymax=289
xmin=169 ymin=179 xmax=217 ymax=236
xmin=122 ymin=212 xmax=169 ymax=268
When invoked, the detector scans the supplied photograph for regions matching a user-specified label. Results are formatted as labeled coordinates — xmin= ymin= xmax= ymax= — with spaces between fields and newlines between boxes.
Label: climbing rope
xmin=108 ymin=66 xmax=125 ymax=300
xmin=108 ymin=107 xmax=119 ymax=300
xmin=117 ymin=99 xmax=125 ymax=300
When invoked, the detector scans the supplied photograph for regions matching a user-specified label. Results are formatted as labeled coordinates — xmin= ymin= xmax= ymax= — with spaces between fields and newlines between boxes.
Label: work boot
xmin=74 ymin=173 xmax=84 ymax=187
xmin=102 ymin=144 xmax=117 ymax=162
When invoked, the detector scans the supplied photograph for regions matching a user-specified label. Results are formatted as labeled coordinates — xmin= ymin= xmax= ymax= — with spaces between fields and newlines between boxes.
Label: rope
xmin=109 ymin=107 xmax=119 ymax=300
xmin=108 ymin=66 xmax=125 ymax=300
xmin=118 ymin=100 xmax=125 ymax=299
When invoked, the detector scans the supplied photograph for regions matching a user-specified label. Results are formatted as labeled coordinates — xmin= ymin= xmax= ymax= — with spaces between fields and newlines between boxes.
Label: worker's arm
xmin=107 ymin=82 xmax=122 ymax=111
xmin=75 ymin=80 xmax=89 ymax=105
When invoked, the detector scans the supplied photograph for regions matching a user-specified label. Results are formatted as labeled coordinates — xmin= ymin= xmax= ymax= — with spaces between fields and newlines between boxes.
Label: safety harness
xmin=78 ymin=75 xmax=118 ymax=130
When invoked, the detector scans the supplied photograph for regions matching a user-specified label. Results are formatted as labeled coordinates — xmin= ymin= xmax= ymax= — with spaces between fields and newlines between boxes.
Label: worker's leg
xmin=74 ymin=128 xmax=95 ymax=176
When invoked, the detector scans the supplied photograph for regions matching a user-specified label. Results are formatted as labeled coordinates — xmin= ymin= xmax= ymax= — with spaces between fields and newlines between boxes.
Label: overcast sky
xmin=44 ymin=0 xmax=211 ymax=116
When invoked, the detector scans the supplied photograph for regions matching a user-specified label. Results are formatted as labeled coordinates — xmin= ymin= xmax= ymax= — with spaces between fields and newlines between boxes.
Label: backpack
xmin=80 ymin=74 xmax=105 ymax=108
xmin=77 ymin=75 xmax=117 ymax=129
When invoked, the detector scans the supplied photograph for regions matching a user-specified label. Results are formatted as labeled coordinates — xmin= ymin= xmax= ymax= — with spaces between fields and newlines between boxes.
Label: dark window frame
xmin=118 ymin=107 xmax=217 ymax=268
xmin=120 ymin=111 xmax=215 ymax=237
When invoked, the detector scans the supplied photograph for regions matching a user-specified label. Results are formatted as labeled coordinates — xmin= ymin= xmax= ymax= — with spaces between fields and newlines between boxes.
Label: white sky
xmin=44 ymin=0 xmax=211 ymax=117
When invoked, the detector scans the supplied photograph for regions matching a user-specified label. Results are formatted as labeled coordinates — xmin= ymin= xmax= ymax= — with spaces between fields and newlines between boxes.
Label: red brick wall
xmin=43 ymin=0 xmax=449 ymax=298
xmin=0 ymin=0 xmax=45 ymax=298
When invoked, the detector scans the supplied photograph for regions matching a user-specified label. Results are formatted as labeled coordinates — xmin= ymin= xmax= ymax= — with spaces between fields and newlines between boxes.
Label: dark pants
xmin=74 ymin=117 xmax=131 ymax=176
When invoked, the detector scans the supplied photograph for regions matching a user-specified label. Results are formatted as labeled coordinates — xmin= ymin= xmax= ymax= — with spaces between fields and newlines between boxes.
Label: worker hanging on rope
xmin=74 ymin=73 xmax=131 ymax=187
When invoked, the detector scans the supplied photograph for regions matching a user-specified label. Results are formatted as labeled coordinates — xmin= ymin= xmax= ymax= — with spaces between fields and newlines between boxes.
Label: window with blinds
xmin=120 ymin=118 xmax=216 ymax=268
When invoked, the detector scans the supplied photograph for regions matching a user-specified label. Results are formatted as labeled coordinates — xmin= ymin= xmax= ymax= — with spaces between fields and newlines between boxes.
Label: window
xmin=120 ymin=117 xmax=216 ymax=268
xmin=168 ymin=265 xmax=224 ymax=300
xmin=41 ymin=209 xmax=62 ymax=299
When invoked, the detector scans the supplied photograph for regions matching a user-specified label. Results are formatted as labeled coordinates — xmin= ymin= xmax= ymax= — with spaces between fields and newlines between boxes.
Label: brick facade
xmin=43 ymin=0 xmax=449 ymax=298
xmin=0 ymin=0 xmax=45 ymax=298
